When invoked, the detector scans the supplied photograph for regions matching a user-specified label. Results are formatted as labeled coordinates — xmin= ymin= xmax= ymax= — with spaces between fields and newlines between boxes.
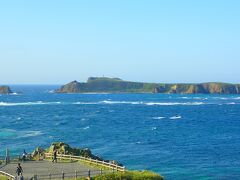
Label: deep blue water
xmin=1 ymin=85 xmax=240 ymax=179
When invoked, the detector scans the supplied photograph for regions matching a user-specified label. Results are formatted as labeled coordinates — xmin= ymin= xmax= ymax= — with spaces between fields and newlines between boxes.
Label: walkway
xmin=0 ymin=160 xmax=101 ymax=179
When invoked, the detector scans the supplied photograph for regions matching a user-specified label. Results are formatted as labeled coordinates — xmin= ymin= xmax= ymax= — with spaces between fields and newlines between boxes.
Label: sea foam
xmin=169 ymin=116 xmax=182 ymax=120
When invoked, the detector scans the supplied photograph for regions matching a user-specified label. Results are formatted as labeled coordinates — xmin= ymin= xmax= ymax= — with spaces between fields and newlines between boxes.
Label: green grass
xmin=93 ymin=171 xmax=164 ymax=180
xmin=67 ymin=170 xmax=164 ymax=180
xmin=0 ymin=175 xmax=8 ymax=180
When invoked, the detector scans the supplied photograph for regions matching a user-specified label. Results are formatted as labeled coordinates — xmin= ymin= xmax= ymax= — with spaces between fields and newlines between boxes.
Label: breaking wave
xmin=152 ymin=117 xmax=166 ymax=120
xmin=146 ymin=102 xmax=205 ymax=106
xmin=0 ymin=100 xmax=239 ymax=107
xmin=0 ymin=101 xmax=61 ymax=106
xmin=82 ymin=126 xmax=90 ymax=130
xmin=169 ymin=116 xmax=182 ymax=120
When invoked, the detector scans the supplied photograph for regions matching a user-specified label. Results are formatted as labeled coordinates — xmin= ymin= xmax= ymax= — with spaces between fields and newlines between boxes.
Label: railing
xmin=44 ymin=153 xmax=125 ymax=172
xmin=0 ymin=170 xmax=15 ymax=180
xmin=32 ymin=169 xmax=113 ymax=180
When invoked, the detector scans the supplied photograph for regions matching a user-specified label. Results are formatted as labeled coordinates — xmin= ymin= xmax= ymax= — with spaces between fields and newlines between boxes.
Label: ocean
xmin=1 ymin=85 xmax=240 ymax=179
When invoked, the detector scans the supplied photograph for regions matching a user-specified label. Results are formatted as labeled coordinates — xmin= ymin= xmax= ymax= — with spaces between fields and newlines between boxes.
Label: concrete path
xmin=0 ymin=160 xmax=102 ymax=179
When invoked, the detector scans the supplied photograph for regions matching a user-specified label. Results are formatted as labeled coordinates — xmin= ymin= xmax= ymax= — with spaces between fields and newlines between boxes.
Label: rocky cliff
xmin=55 ymin=77 xmax=240 ymax=94
xmin=0 ymin=86 xmax=13 ymax=94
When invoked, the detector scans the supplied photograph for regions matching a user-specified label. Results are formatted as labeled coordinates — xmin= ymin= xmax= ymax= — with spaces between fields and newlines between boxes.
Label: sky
xmin=0 ymin=0 xmax=240 ymax=84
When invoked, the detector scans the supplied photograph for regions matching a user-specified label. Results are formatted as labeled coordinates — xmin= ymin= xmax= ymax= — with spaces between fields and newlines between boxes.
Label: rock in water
xmin=0 ymin=86 xmax=13 ymax=94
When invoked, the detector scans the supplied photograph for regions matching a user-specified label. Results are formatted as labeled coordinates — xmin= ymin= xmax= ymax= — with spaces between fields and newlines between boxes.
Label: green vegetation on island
xmin=0 ymin=86 xmax=12 ymax=94
xmin=55 ymin=77 xmax=240 ymax=94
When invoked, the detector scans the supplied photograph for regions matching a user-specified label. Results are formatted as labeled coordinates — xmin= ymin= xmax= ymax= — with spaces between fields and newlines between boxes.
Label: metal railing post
xmin=75 ymin=170 xmax=77 ymax=179
xmin=5 ymin=148 xmax=10 ymax=164
xmin=33 ymin=174 xmax=37 ymax=180
xmin=88 ymin=169 xmax=91 ymax=178
xmin=49 ymin=173 xmax=52 ymax=179
xmin=62 ymin=171 xmax=64 ymax=179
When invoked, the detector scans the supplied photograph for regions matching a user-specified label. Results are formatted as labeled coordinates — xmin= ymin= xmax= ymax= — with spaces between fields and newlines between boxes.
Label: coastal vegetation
xmin=67 ymin=171 xmax=164 ymax=180
xmin=0 ymin=175 xmax=8 ymax=180
xmin=55 ymin=77 xmax=240 ymax=94
xmin=92 ymin=171 xmax=163 ymax=180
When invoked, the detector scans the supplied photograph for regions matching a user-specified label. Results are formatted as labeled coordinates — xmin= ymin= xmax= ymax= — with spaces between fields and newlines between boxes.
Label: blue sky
xmin=0 ymin=0 xmax=239 ymax=84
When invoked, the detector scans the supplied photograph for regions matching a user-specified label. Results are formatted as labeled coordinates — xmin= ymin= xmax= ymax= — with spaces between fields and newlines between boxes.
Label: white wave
xmin=73 ymin=102 xmax=99 ymax=105
xmin=180 ymin=97 xmax=189 ymax=99
xmin=101 ymin=100 xmax=143 ymax=105
xmin=146 ymin=102 xmax=205 ymax=106
xmin=17 ymin=117 xmax=22 ymax=120
xmin=0 ymin=101 xmax=62 ymax=106
xmin=82 ymin=92 xmax=111 ymax=94
xmin=169 ymin=116 xmax=182 ymax=120
xmin=19 ymin=131 xmax=43 ymax=138
xmin=152 ymin=117 xmax=166 ymax=120
xmin=226 ymin=102 xmax=236 ymax=105
xmin=48 ymin=90 xmax=55 ymax=93
xmin=10 ymin=92 xmax=20 ymax=95
xmin=151 ymin=127 xmax=157 ymax=130
xmin=67 ymin=100 xmax=205 ymax=106
xmin=233 ymin=97 xmax=240 ymax=100
xmin=82 ymin=126 xmax=90 ymax=130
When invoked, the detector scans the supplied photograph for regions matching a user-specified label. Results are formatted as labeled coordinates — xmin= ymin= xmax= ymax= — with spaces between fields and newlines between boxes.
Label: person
xmin=52 ymin=150 xmax=57 ymax=163
xmin=16 ymin=163 xmax=23 ymax=176
xmin=22 ymin=149 xmax=27 ymax=162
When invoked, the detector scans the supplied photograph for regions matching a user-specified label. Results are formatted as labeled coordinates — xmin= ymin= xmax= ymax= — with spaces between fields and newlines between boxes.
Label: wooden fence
xmin=44 ymin=153 xmax=125 ymax=172
xmin=0 ymin=170 xmax=15 ymax=180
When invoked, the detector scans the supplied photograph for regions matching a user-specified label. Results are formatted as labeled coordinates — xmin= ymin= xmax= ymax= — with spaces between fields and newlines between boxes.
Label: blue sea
xmin=1 ymin=85 xmax=240 ymax=179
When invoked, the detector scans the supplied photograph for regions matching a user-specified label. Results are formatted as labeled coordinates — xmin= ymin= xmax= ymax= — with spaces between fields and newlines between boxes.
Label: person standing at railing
xmin=22 ymin=149 xmax=27 ymax=162
xmin=52 ymin=150 xmax=57 ymax=163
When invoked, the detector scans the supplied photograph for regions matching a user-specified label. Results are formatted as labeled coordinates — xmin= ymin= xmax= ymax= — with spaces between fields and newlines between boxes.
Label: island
xmin=0 ymin=86 xmax=13 ymax=94
xmin=55 ymin=77 xmax=240 ymax=94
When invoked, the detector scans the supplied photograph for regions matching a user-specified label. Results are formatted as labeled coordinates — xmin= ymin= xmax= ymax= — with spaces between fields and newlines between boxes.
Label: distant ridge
xmin=55 ymin=77 xmax=240 ymax=94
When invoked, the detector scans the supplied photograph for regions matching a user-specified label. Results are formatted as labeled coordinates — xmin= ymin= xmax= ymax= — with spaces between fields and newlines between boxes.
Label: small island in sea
xmin=0 ymin=86 xmax=13 ymax=94
xmin=55 ymin=77 xmax=240 ymax=94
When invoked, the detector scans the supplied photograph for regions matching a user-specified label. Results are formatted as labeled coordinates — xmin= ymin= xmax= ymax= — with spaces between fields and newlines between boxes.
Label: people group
xmin=15 ymin=149 xmax=58 ymax=179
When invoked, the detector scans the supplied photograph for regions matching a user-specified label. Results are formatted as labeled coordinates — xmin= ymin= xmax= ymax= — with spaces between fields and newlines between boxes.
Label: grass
xmin=67 ymin=170 xmax=164 ymax=180
xmin=0 ymin=175 xmax=8 ymax=180
xmin=92 ymin=171 xmax=164 ymax=180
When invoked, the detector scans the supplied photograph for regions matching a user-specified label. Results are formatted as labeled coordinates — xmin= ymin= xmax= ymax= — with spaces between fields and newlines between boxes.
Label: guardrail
xmin=32 ymin=169 xmax=113 ymax=180
xmin=0 ymin=170 xmax=15 ymax=180
xmin=44 ymin=153 xmax=125 ymax=172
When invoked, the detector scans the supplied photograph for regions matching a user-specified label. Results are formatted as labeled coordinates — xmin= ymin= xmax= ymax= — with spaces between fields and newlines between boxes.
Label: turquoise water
xmin=1 ymin=85 xmax=240 ymax=179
